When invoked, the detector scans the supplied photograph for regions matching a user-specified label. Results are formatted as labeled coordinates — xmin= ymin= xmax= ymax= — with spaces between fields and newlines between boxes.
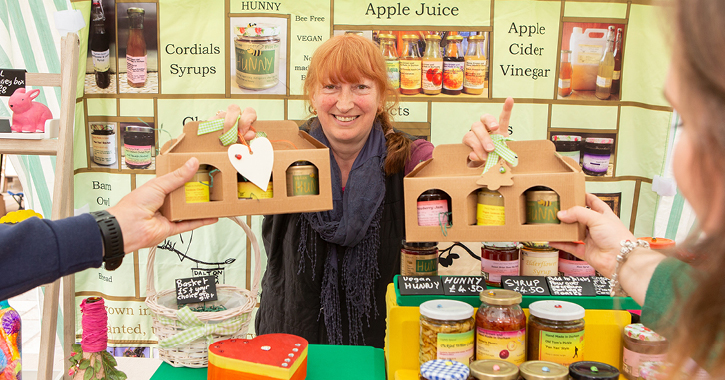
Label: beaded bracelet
xmin=611 ymin=239 xmax=650 ymax=297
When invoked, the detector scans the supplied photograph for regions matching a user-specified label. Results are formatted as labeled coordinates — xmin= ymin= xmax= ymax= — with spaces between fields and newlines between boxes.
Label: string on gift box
xmin=438 ymin=211 xmax=452 ymax=237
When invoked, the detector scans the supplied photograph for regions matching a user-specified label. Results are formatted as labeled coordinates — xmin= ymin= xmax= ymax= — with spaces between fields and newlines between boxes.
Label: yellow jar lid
xmin=378 ymin=34 xmax=396 ymax=40
xmin=468 ymin=35 xmax=485 ymax=41
xmin=402 ymin=34 xmax=420 ymax=40
xmin=479 ymin=289 xmax=522 ymax=306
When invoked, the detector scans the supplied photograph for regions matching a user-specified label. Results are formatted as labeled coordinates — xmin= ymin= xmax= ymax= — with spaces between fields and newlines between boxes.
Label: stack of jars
xmin=379 ymin=33 xmax=488 ymax=96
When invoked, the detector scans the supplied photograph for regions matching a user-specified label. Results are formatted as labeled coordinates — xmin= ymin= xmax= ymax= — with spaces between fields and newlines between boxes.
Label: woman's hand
xmin=549 ymin=193 xmax=636 ymax=278
xmin=462 ymin=97 xmax=514 ymax=163
xmin=212 ymin=105 xmax=257 ymax=141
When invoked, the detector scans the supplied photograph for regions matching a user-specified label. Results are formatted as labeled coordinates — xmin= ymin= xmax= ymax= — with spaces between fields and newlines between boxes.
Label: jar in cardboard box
xmin=475 ymin=290 xmax=526 ymax=365
xmin=519 ymin=361 xmax=569 ymax=380
xmin=419 ymin=300 xmax=475 ymax=366
xmin=569 ymin=361 xmax=619 ymax=380
xmin=470 ymin=359 xmax=518 ymax=380
xmin=622 ymin=324 xmax=668 ymax=380
xmin=527 ymin=301 xmax=585 ymax=367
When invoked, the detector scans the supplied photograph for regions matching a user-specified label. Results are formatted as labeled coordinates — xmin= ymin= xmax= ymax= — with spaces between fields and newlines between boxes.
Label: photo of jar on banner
xmin=558 ymin=22 xmax=625 ymax=101
xmin=117 ymin=3 xmax=158 ymax=94
xmin=119 ymin=122 xmax=156 ymax=171
xmin=230 ymin=17 xmax=288 ymax=95
xmin=372 ymin=31 xmax=489 ymax=98
xmin=550 ymin=132 xmax=616 ymax=177
xmin=88 ymin=122 xmax=118 ymax=169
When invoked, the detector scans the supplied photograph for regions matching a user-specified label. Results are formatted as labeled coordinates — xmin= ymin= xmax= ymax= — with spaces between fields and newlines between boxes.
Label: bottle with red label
xmin=476 ymin=289 xmax=526 ymax=365
xmin=443 ymin=34 xmax=464 ymax=95
xmin=421 ymin=34 xmax=443 ymax=95
xmin=126 ymin=7 xmax=147 ymax=88
xmin=558 ymin=250 xmax=595 ymax=277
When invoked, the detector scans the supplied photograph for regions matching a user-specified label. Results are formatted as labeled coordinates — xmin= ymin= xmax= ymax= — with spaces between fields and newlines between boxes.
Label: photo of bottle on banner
xmin=119 ymin=122 xmax=156 ymax=171
xmin=85 ymin=0 xmax=116 ymax=94
xmin=230 ymin=17 xmax=288 ymax=95
xmin=371 ymin=30 xmax=489 ymax=98
xmin=558 ymin=22 xmax=625 ymax=101
xmin=117 ymin=3 xmax=159 ymax=94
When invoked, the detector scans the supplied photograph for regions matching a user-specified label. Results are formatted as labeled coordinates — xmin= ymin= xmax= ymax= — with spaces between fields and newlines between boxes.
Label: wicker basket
xmin=145 ymin=216 xmax=261 ymax=368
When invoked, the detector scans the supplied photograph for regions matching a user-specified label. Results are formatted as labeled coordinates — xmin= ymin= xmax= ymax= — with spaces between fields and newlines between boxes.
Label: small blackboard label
xmin=441 ymin=276 xmax=486 ymax=296
xmin=0 ymin=69 xmax=25 ymax=96
xmin=592 ymin=276 xmax=613 ymax=296
xmin=398 ymin=276 xmax=443 ymax=295
xmin=175 ymin=275 xmax=218 ymax=304
xmin=546 ymin=276 xmax=597 ymax=297
xmin=501 ymin=276 xmax=550 ymax=296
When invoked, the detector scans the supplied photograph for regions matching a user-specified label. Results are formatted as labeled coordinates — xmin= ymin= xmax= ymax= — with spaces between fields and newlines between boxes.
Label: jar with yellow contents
xmin=419 ymin=300 xmax=475 ymax=367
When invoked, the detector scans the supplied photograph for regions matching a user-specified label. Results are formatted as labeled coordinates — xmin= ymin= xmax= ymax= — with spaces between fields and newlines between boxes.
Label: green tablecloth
xmin=150 ymin=344 xmax=385 ymax=379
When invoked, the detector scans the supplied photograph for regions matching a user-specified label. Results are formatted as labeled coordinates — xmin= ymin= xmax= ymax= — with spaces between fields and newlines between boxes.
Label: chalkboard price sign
xmin=175 ymin=275 xmax=218 ymax=305
xmin=592 ymin=276 xmax=613 ymax=296
xmin=501 ymin=276 xmax=551 ymax=296
xmin=398 ymin=276 xmax=444 ymax=296
xmin=0 ymin=69 xmax=25 ymax=97
xmin=441 ymin=276 xmax=486 ymax=296
xmin=546 ymin=276 xmax=597 ymax=297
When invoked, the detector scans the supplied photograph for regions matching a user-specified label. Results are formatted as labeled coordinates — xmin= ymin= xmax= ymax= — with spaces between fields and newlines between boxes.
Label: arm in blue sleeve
xmin=0 ymin=214 xmax=103 ymax=300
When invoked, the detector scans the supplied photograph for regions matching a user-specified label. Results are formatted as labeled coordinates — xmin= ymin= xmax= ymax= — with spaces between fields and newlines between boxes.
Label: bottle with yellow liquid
xmin=379 ymin=34 xmax=399 ymax=90
xmin=399 ymin=34 xmax=422 ymax=95
xmin=595 ymin=26 xmax=615 ymax=100
xmin=464 ymin=34 xmax=487 ymax=95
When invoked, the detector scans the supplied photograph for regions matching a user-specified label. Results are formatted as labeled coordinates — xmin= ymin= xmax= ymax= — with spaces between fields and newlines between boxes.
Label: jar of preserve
xmin=420 ymin=359 xmax=470 ymax=380
xmin=525 ymin=187 xmax=560 ymax=224
xmin=521 ymin=243 xmax=559 ymax=277
xmin=481 ymin=242 xmax=520 ymax=287
xmin=470 ymin=359 xmax=518 ymax=380
xmin=123 ymin=125 xmax=154 ymax=169
xmin=519 ymin=361 xmax=569 ymax=380
xmin=238 ymin=173 xmax=273 ymax=199
xmin=286 ymin=161 xmax=318 ymax=196
xmin=551 ymin=135 xmax=581 ymax=165
xmin=184 ymin=167 xmax=211 ymax=203
xmin=477 ymin=188 xmax=505 ymax=226
xmin=569 ymin=361 xmax=620 ymax=380
xmin=419 ymin=300 xmax=475 ymax=366
xmin=476 ymin=289 xmax=526 ymax=365
xmin=558 ymin=251 xmax=595 ymax=277
xmin=582 ymin=138 xmax=613 ymax=176
xmin=527 ymin=301 xmax=585 ymax=367
xmin=234 ymin=23 xmax=281 ymax=90
xmin=621 ymin=324 xmax=668 ymax=380
xmin=401 ymin=240 xmax=438 ymax=276
xmin=417 ymin=189 xmax=451 ymax=227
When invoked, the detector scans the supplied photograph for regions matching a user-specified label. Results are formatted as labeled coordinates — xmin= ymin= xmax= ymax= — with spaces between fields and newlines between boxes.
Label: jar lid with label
xmin=479 ymin=289 xmax=522 ymax=306
xmin=483 ymin=242 xmax=518 ymax=249
xmin=420 ymin=299 xmax=473 ymax=321
xmin=529 ymin=300 xmax=585 ymax=321
xmin=421 ymin=359 xmax=470 ymax=380
xmin=91 ymin=123 xmax=114 ymax=132
xmin=235 ymin=23 xmax=280 ymax=37
xmin=584 ymin=137 xmax=614 ymax=144
xmin=624 ymin=323 xmax=666 ymax=342
xmin=519 ymin=361 xmax=569 ymax=380
xmin=402 ymin=240 xmax=438 ymax=249
xmin=551 ymin=135 xmax=581 ymax=142
xmin=568 ymin=361 xmax=620 ymax=380
xmin=470 ymin=359 xmax=519 ymax=380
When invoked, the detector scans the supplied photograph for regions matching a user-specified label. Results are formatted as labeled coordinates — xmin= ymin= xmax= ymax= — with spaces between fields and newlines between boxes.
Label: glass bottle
xmin=464 ymin=34 xmax=487 ymax=95
xmin=90 ymin=0 xmax=110 ymax=89
xmin=611 ymin=28 xmax=623 ymax=96
xmin=399 ymin=34 xmax=422 ymax=95
xmin=0 ymin=300 xmax=21 ymax=379
xmin=558 ymin=50 xmax=572 ymax=97
xmin=443 ymin=34 xmax=464 ymax=95
xmin=126 ymin=7 xmax=147 ymax=88
xmin=421 ymin=34 xmax=443 ymax=95
xmin=595 ymin=26 xmax=615 ymax=100
xmin=379 ymin=34 xmax=399 ymax=90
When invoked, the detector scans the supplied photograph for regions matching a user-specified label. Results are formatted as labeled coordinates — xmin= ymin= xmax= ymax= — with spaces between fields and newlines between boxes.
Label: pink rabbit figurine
xmin=9 ymin=88 xmax=52 ymax=133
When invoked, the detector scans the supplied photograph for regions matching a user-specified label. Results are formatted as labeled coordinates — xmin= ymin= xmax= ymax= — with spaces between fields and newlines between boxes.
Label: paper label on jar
xmin=422 ymin=61 xmax=443 ymax=91
xmin=596 ymin=75 xmax=612 ymax=88
xmin=464 ymin=59 xmax=486 ymax=89
xmin=558 ymin=78 xmax=571 ymax=89
xmin=437 ymin=330 xmax=474 ymax=365
xmin=538 ymin=330 xmax=584 ymax=366
xmin=521 ymin=250 xmax=559 ymax=276
xmin=582 ymin=153 xmax=611 ymax=174
xmin=92 ymin=49 xmax=110 ymax=72
xmin=400 ymin=60 xmax=422 ymax=90
xmin=481 ymin=258 xmax=519 ymax=283
xmin=386 ymin=60 xmax=400 ymax=88
xmin=575 ymin=44 xmax=604 ymax=65
xmin=126 ymin=55 xmax=147 ymax=84
xmin=613 ymin=70 xmax=621 ymax=80
xmin=622 ymin=348 xmax=667 ymax=377
xmin=558 ymin=258 xmax=596 ymax=277
xmin=443 ymin=61 xmax=464 ymax=90
xmin=185 ymin=181 xmax=210 ymax=203
xmin=92 ymin=134 xmax=116 ymax=165
xmin=476 ymin=327 xmax=525 ymax=365
xmin=238 ymin=181 xmax=273 ymax=199
xmin=417 ymin=200 xmax=449 ymax=226
xmin=477 ymin=203 xmax=505 ymax=226
xmin=124 ymin=144 xmax=152 ymax=166
xmin=526 ymin=200 xmax=560 ymax=224
xmin=401 ymin=251 xmax=438 ymax=276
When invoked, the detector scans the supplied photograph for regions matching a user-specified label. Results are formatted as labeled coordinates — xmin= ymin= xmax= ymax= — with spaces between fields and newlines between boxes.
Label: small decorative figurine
xmin=9 ymin=88 xmax=52 ymax=133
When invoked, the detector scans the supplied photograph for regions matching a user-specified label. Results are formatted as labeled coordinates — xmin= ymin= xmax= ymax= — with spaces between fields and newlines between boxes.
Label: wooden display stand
xmin=0 ymin=33 xmax=79 ymax=380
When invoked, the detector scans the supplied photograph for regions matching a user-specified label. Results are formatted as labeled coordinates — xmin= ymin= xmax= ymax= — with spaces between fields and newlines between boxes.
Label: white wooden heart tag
xmin=228 ymin=136 xmax=274 ymax=190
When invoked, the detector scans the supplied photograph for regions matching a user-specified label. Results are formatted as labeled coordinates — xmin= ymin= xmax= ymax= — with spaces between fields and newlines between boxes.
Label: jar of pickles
xmin=519 ymin=361 xmax=569 ymax=380
xmin=527 ymin=301 xmax=585 ymax=367
xmin=475 ymin=290 xmax=526 ymax=365
xmin=470 ymin=359 xmax=519 ymax=380
xmin=420 ymin=300 xmax=475 ymax=366
xmin=622 ymin=324 xmax=668 ymax=380
xmin=569 ymin=361 xmax=620 ymax=380
xmin=481 ymin=242 xmax=520 ymax=287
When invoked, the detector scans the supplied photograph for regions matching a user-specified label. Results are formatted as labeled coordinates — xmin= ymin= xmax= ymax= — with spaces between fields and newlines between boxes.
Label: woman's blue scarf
xmin=298 ymin=117 xmax=387 ymax=345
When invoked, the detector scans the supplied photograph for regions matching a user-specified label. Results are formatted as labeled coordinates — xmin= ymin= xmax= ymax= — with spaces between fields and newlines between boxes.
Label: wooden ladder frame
xmin=0 ymin=33 xmax=79 ymax=380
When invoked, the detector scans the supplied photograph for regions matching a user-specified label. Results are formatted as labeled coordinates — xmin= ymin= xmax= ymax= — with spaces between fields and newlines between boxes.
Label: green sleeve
xmin=641 ymin=257 xmax=696 ymax=336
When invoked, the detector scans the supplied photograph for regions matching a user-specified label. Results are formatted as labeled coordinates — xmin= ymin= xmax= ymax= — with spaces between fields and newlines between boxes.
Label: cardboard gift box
xmin=404 ymin=140 xmax=586 ymax=242
xmin=157 ymin=120 xmax=332 ymax=221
